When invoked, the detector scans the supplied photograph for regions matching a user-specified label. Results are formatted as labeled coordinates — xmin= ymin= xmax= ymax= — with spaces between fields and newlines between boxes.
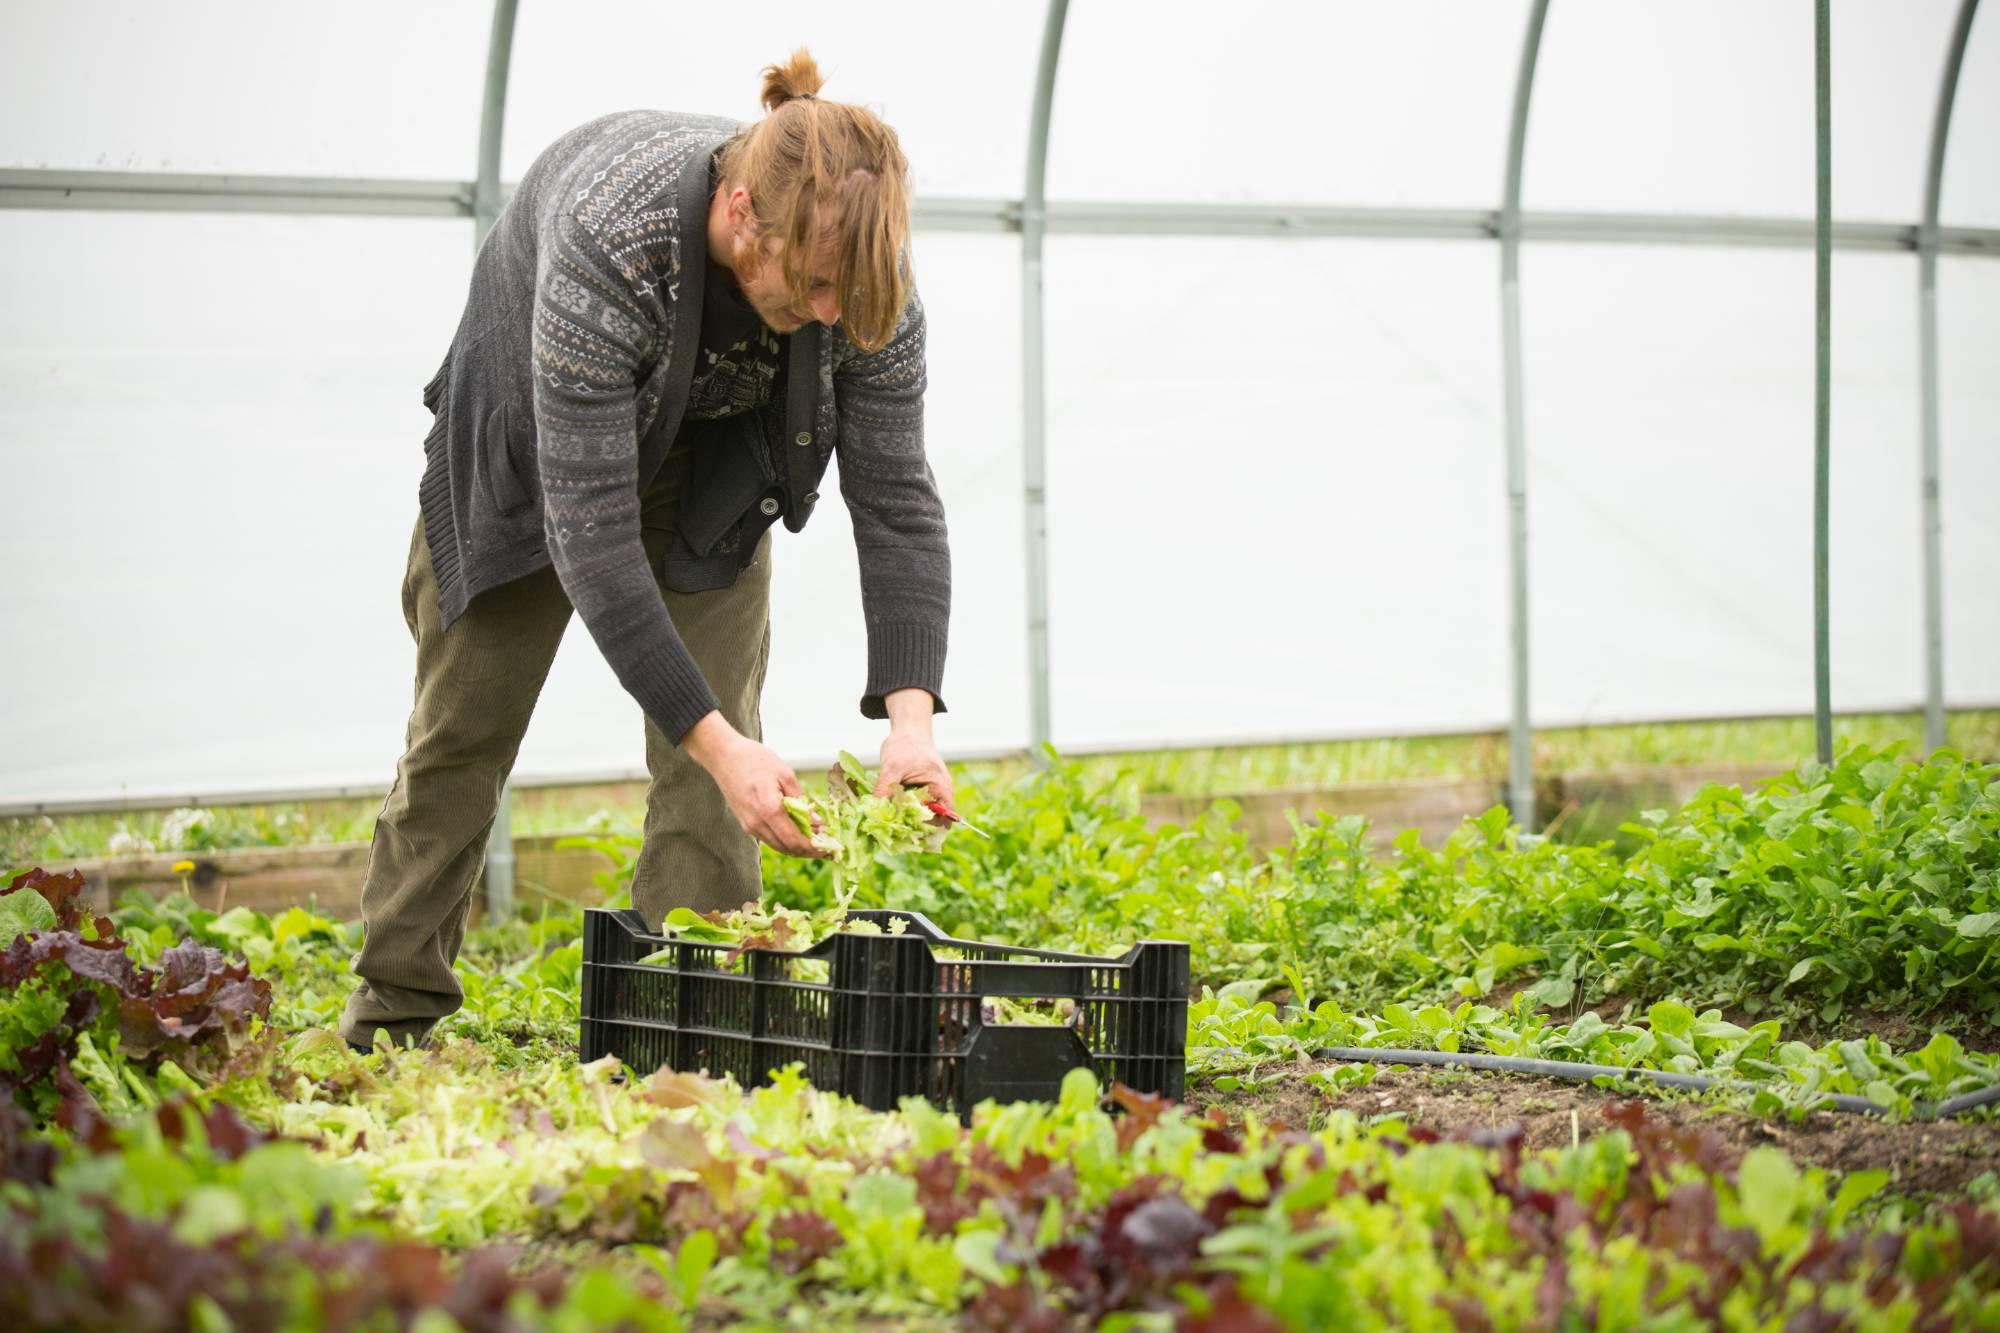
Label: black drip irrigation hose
xmin=1195 ymin=1046 xmax=2000 ymax=1121
xmin=1312 ymin=1047 xmax=1896 ymax=1117
xmin=1934 ymin=1082 xmax=2000 ymax=1119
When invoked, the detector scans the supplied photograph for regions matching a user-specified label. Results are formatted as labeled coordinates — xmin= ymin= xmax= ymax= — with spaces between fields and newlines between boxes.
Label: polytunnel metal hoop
xmin=1919 ymin=0 xmax=1982 ymax=755
xmin=1021 ymin=0 xmax=1070 ymax=767
xmin=1500 ymin=0 xmax=1551 ymax=834
xmin=1814 ymin=0 xmax=1834 ymax=768
xmin=477 ymin=0 xmax=521 ymax=921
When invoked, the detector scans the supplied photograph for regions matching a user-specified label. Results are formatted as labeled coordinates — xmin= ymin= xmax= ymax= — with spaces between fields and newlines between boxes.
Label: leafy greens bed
xmin=2 ymin=744 xmax=1998 ymax=1328
xmin=767 ymin=744 xmax=2000 ymax=1033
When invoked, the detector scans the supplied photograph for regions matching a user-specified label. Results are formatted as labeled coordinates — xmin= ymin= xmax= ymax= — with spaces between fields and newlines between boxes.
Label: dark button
xmin=758 ymin=496 xmax=781 ymax=517
xmin=802 ymin=491 xmax=819 ymax=506
xmin=794 ymin=431 xmax=813 ymax=446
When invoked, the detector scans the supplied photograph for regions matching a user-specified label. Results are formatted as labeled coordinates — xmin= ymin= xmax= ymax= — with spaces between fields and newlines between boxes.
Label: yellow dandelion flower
xmin=171 ymin=859 xmax=195 ymax=875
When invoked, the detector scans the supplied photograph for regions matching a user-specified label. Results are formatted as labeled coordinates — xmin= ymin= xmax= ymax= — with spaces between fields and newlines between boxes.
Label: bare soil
xmin=1185 ymin=1064 xmax=2000 ymax=1197
xmin=1781 ymin=1006 xmax=2000 ymax=1053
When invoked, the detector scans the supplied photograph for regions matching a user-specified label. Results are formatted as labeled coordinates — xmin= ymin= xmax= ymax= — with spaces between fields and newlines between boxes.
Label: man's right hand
xmin=682 ymin=712 xmax=824 ymax=858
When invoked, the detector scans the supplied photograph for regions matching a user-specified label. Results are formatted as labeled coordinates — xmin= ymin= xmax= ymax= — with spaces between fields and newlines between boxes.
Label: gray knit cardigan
xmin=415 ymin=110 xmax=950 ymax=742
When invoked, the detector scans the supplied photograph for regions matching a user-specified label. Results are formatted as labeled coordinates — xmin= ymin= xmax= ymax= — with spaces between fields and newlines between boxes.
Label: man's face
xmin=730 ymin=214 xmax=843 ymax=335
xmin=732 ymin=228 xmax=840 ymax=332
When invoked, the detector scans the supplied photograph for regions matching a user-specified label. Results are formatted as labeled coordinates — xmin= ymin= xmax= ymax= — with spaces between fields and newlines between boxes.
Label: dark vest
xmin=658 ymin=323 xmax=830 ymax=593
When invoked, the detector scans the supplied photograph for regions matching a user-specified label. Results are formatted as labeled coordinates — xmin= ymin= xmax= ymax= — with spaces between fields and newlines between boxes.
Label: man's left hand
xmin=874 ymin=688 xmax=953 ymax=807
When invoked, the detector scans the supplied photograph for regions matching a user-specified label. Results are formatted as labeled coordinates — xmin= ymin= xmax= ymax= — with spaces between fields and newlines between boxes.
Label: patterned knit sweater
xmin=415 ymin=111 xmax=950 ymax=742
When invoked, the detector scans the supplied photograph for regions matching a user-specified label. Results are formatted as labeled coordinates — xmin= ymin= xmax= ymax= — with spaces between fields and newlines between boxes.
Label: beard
xmin=730 ymin=235 xmax=807 ymax=334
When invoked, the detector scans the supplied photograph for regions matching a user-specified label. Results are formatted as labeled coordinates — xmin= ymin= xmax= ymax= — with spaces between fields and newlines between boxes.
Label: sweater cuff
xmin=860 ymin=622 xmax=949 ymax=720
xmin=624 ymin=637 xmax=723 ymax=744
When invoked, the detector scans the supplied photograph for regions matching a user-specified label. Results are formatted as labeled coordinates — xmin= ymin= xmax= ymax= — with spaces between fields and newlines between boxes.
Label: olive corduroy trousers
xmin=339 ymin=450 xmax=770 ymax=1048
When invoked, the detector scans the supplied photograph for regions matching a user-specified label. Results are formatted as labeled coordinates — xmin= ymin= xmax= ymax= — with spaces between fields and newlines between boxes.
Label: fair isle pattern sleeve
xmin=531 ymin=188 xmax=720 ymax=742
xmin=833 ymin=287 xmax=952 ymax=719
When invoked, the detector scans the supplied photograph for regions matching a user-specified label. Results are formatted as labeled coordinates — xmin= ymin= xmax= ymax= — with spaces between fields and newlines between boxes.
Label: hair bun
xmin=721 ymin=46 xmax=912 ymax=354
xmin=759 ymin=47 xmax=827 ymax=113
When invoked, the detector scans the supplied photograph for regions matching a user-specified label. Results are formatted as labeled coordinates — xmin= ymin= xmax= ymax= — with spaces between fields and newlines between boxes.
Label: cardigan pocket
xmin=478 ymin=400 xmax=535 ymax=515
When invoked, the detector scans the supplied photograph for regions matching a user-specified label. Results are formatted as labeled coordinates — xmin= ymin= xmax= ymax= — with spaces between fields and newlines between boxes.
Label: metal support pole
xmin=1022 ymin=0 xmax=1070 ymax=765
xmin=478 ymin=0 xmax=520 ymax=918
xmin=474 ymin=0 xmax=519 ymax=250
xmin=7 ymin=171 xmax=2000 ymax=255
xmin=1919 ymin=0 xmax=1980 ymax=753
xmin=1500 ymin=0 xmax=1550 ymax=831
xmin=1813 ymin=0 xmax=1834 ymax=766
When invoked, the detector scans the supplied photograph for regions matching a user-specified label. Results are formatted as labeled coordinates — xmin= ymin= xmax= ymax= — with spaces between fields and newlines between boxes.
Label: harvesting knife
xmin=923 ymin=797 xmax=991 ymax=839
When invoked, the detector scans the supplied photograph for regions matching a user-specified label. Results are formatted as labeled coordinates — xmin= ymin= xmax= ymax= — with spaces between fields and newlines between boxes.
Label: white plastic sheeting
xmin=504 ymin=1 xmax=1047 ymax=201
xmin=1938 ymin=257 xmax=2000 ymax=691
xmin=0 ymin=220 xmax=1026 ymax=802
xmin=0 ymin=2 xmax=490 ymax=179
xmin=1530 ymin=0 xmax=1970 ymax=221
xmin=1046 ymin=2 xmax=1529 ymax=208
xmin=1521 ymin=246 xmax=1986 ymax=724
xmin=1039 ymin=236 xmax=1509 ymax=750
xmin=1 ymin=212 xmax=471 ymax=801
xmin=1 ymin=2 xmax=1996 ymax=806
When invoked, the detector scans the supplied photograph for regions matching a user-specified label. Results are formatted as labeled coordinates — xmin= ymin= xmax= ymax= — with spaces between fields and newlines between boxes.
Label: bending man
xmin=341 ymin=50 xmax=952 ymax=1051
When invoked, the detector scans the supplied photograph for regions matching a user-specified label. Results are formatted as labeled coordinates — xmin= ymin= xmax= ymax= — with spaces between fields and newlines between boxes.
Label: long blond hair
xmin=716 ymin=49 xmax=913 ymax=354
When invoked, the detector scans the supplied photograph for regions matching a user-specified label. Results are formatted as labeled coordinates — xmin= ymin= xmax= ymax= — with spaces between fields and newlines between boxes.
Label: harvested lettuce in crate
xmin=632 ymin=753 xmax=954 ymax=977
xmin=634 ymin=901 xmax=915 ymax=978
xmin=982 ymin=995 xmax=1080 ymax=1028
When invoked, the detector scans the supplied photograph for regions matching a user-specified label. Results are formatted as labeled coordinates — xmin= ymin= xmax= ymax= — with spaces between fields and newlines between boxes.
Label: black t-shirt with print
xmin=687 ymin=147 xmax=783 ymax=422
xmin=686 ymin=261 xmax=783 ymax=421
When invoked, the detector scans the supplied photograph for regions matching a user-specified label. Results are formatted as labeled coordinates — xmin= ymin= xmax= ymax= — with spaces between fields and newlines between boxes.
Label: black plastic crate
xmin=580 ymin=907 xmax=1188 ymax=1116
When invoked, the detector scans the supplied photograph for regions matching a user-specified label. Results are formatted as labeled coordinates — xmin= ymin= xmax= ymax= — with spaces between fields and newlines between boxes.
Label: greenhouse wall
xmin=1 ymin=0 xmax=1995 ymax=806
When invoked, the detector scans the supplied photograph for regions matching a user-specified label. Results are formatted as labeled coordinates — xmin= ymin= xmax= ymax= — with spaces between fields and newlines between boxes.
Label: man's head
xmin=711 ymin=49 xmax=912 ymax=353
